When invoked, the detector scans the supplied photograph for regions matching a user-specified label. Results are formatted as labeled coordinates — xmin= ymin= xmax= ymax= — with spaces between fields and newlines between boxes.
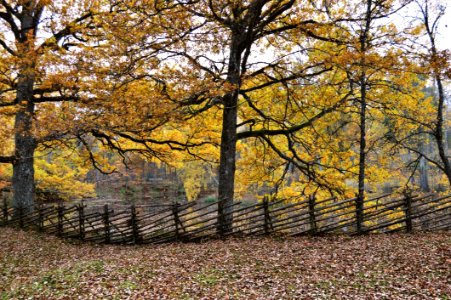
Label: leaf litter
xmin=0 ymin=228 xmax=449 ymax=299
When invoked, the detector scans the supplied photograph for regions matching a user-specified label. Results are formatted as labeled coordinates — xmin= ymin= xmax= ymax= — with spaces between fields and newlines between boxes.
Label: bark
xmin=418 ymin=142 xmax=430 ymax=192
xmin=217 ymin=35 xmax=242 ymax=235
xmin=434 ymin=75 xmax=451 ymax=186
xmin=11 ymin=3 xmax=37 ymax=212
xmin=13 ymin=107 xmax=36 ymax=211
xmin=356 ymin=80 xmax=366 ymax=234
xmin=421 ymin=0 xmax=451 ymax=187
xmin=0 ymin=156 xmax=15 ymax=164
xmin=217 ymin=95 xmax=238 ymax=234
xmin=356 ymin=0 xmax=373 ymax=234
xmin=215 ymin=0 xmax=294 ymax=235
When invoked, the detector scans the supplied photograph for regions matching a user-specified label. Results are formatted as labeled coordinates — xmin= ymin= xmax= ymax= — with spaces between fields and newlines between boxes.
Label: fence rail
xmin=1 ymin=193 xmax=450 ymax=244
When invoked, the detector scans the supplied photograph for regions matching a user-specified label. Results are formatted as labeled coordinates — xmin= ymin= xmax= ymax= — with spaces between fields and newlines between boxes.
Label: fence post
xmin=308 ymin=194 xmax=318 ymax=235
xmin=403 ymin=191 xmax=413 ymax=233
xmin=263 ymin=196 xmax=271 ymax=235
xmin=356 ymin=194 xmax=364 ymax=234
xmin=2 ymin=198 xmax=8 ymax=226
xmin=217 ymin=201 xmax=225 ymax=236
xmin=57 ymin=204 xmax=64 ymax=236
xmin=78 ymin=203 xmax=85 ymax=241
xmin=104 ymin=204 xmax=111 ymax=243
xmin=172 ymin=202 xmax=180 ymax=241
xmin=130 ymin=205 xmax=141 ymax=244
xmin=37 ymin=204 xmax=44 ymax=231
xmin=18 ymin=205 xmax=24 ymax=228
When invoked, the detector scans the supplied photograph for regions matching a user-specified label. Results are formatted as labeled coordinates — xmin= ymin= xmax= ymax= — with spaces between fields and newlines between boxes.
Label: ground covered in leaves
xmin=0 ymin=228 xmax=449 ymax=299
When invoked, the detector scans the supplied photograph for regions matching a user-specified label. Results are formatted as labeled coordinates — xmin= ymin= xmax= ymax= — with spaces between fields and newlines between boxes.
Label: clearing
xmin=0 ymin=228 xmax=449 ymax=299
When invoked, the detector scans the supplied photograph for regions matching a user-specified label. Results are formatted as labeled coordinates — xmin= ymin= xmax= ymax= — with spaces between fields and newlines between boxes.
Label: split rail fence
xmin=0 ymin=193 xmax=450 ymax=244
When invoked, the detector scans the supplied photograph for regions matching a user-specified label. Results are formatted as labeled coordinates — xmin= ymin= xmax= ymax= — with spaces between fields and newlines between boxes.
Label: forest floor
xmin=0 ymin=228 xmax=449 ymax=300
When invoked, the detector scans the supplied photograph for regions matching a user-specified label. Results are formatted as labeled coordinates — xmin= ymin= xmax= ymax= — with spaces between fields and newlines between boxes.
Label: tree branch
xmin=0 ymin=156 xmax=15 ymax=164
xmin=0 ymin=10 xmax=20 ymax=41
xmin=0 ymin=38 xmax=16 ymax=56
xmin=33 ymin=95 xmax=80 ymax=103
xmin=237 ymin=90 xmax=352 ymax=140
xmin=0 ymin=99 xmax=16 ymax=107
xmin=77 ymin=134 xmax=116 ymax=175
xmin=37 ymin=11 xmax=94 ymax=51
xmin=240 ymin=64 xmax=332 ymax=93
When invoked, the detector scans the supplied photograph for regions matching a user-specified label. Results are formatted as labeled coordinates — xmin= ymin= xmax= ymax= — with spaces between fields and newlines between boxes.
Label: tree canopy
xmin=0 ymin=0 xmax=449 ymax=231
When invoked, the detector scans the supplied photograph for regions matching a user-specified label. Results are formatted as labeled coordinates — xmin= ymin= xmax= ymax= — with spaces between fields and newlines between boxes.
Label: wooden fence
xmin=0 ymin=193 xmax=450 ymax=244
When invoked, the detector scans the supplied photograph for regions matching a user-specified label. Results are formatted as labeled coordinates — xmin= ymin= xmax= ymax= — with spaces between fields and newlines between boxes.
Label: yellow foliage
xmin=34 ymin=147 xmax=96 ymax=201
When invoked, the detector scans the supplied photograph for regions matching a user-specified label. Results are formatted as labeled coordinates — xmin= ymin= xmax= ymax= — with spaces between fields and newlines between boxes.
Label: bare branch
xmin=237 ymin=90 xmax=352 ymax=140
xmin=0 ymin=156 xmax=15 ymax=164
xmin=0 ymin=38 xmax=16 ymax=56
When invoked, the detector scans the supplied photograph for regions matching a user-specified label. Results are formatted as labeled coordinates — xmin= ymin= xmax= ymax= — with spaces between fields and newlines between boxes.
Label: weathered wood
xmin=268 ymin=197 xmax=354 ymax=233
xmin=1 ymin=193 xmax=449 ymax=245
xmin=179 ymin=202 xmax=242 ymax=240
xmin=263 ymin=203 xmax=309 ymax=225
xmin=403 ymin=191 xmax=413 ymax=233
xmin=106 ymin=219 xmax=131 ymax=243
xmin=2 ymin=198 xmax=8 ymax=225
xmin=173 ymin=202 xmax=181 ymax=241
xmin=143 ymin=202 xmax=242 ymax=242
xmin=103 ymin=204 xmax=111 ymax=243
xmin=261 ymin=197 xmax=271 ymax=234
xmin=318 ymin=215 xmax=357 ymax=234
xmin=268 ymin=214 xmax=311 ymax=234
xmin=20 ymin=206 xmax=54 ymax=228
xmin=57 ymin=204 xmax=64 ymax=236
xmin=267 ymin=209 xmax=309 ymax=230
xmin=37 ymin=204 xmax=44 ymax=231
xmin=62 ymin=213 xmax=80 ymax=233
xmin=359 ymin=199 xmax=449 ymax=234
xmin=42 ymin=206 xmax=79 ymax=232
xmin=136 ymin=207 xmax=173 ymax=223
xmin=362 ymin=201 xmax=404 ymax=224
xmin=174 ymin=202 xmax=200 ymax=218
xmin=130 ymin=205 xmax=141 ymax=244
xmin=323 ymin=196 xmax=415 ymax=234
xmin=139 ymin=210 xmax=174 ymax=232
xmin=18 ymin=205 xmax=24 ymax=228
xmin=308 ymin=195 xmax=317 ymax=235
xmin=177 ymin=206 xmax=218 ymax=225
xmin=78 ymin=204 xmax=85 ymax=240
xmin=141 ymin=209 xmax=172 ymax=235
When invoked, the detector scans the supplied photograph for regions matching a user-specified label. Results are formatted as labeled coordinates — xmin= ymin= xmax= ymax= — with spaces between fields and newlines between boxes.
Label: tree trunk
xmin=217 ymin=93 xmax=238 ymax=234
xmin=12 ymin=84 xmax=36 ymax=211
xmin=419 ymin=142 xmax=430 ymax=192
xmin=356 ymin=0 xmax=372 ymax=234
xmin=356 ymin=80 xmax=366 ymax=234
xmin=217 ymin=35 xmax=242 ymax=235
xmin=434 ymin=75 xmax=451 ymax=187
xmin=422 ymin=0 xmax=451 ymax=187
xmin=12 ymin=5 xmax=37 ymax=212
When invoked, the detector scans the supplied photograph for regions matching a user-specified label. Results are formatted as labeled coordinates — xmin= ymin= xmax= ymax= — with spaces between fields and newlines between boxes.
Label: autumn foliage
xmin=0 ymin=0 xmax=449 ymax=214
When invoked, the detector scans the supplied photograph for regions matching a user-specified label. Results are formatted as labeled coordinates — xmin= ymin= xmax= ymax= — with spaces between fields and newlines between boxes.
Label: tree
xmin=0 ymin=1 xmax=181 ymax=211
xmin=152 ymin=0 xmax=362 ymax=233
xmin=320 ymin=0 xmax=430 ymax=232
xmin=383 ymin=0 xmax=451 ymax=190
xmin=1 ymin=0 xmax=447 ymax=225
xmin=416 ymin=0 xmax=451 ymax=185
